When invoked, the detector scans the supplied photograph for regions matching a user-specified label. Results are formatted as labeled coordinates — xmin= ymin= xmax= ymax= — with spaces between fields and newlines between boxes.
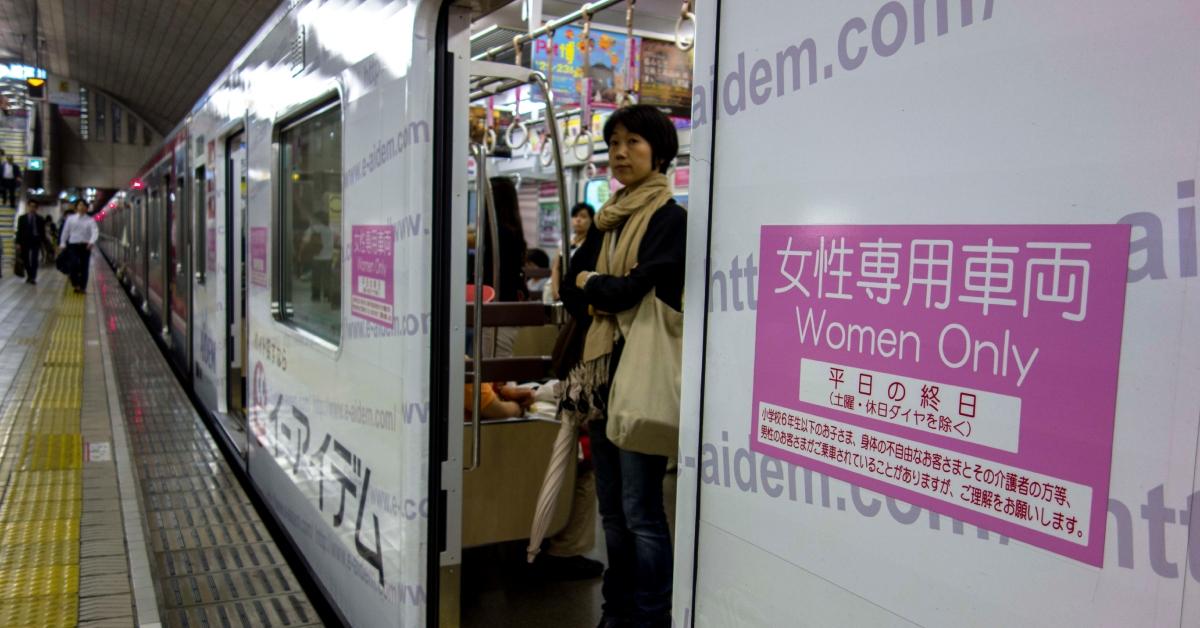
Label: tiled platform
xmin=0 ymin=259 xmax=322 ymax=627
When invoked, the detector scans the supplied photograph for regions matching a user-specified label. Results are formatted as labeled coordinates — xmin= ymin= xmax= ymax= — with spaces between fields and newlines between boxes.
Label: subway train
xmin=96 ymin=1 xmax=1200 ymax=627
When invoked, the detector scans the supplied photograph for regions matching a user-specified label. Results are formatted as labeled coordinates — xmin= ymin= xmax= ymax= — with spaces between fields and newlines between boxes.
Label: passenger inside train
xmin=460 ymin=3 xmax=691 ymax=626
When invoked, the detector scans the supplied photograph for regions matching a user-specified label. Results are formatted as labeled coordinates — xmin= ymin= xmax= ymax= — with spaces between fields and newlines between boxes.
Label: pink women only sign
xmin=249 ymin=227 xmax=268 ymax=288
xmin=750 ymin=225 xmax=1130 ymax=565
xmin=350 ymin=225 xmax=395 ymax=328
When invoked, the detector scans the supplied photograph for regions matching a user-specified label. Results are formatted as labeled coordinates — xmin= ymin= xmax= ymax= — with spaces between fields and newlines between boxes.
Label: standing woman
xmin=549 ymin=202 xmax=597 ymax=301
xmin=477 ymin=176 xmax=528 ymax=356
xmin=59 ymin=199 xmax=98 ymax=293
xmin=573 ymin=105 xmax=685 ymax=628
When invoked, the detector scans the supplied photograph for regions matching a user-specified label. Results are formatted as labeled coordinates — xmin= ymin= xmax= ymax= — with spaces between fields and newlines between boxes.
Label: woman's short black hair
xmin=602 ymin=105 xmax=678 ymax=174
xmin=571 ymin=202 xmax=595 ymax=219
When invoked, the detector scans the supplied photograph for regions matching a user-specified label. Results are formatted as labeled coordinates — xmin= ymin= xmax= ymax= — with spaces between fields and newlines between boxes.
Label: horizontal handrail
xmin=466 ymin=302 xmax=561 ymax=328
xmin=470 ymin=0 xmax=627 ymax=61
xmin=465 ymin=356 xmax=553 ymax=382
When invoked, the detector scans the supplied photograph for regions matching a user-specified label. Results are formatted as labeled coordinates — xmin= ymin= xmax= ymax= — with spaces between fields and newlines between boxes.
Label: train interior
xmin=455 ymin=1 xmax=693 ymax=625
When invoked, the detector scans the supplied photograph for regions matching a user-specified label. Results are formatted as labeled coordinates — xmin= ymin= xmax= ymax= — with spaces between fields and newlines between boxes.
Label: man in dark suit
xmin=16 ymin=198 xmax=47 ymax=284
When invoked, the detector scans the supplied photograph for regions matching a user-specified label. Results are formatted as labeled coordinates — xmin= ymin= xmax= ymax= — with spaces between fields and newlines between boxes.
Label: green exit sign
xmin=26 ymin=157 xmax=43 ymax=171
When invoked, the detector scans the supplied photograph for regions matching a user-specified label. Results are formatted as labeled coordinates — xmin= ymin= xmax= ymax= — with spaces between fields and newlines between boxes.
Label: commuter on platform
xmin=59 ymin=198 xmax=99 ymax=293
xmin=572 ymin=105 xmax=685 ymax=628
xmin=1 ymin=154 xmax=21 ymax=207
xmin=57 ymin=200 xmax=76 ymax=239
xmin=41 ymin=210 xmax=58 ymax=262
xmin=16 ymin=198 xmax=49 ymax=285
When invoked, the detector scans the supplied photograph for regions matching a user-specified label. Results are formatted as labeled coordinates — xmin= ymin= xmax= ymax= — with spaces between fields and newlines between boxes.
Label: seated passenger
xmin=464 ymin=382 xmax=534 ymax=420
xmin=525 ymin=248 xmax=551 ymax=298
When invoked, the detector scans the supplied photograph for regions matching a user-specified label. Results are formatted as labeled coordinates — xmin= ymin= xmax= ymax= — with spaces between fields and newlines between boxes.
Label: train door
xmin=433 ymin=2 xmax=609 ymax=625
xmin=148 ymin=175 xmax=166 ymax=319
xmin=166 ymin=165 xmax=192 ymax=374
xmin=131 ymin=194 xmax=144 ymax=300
xmin=225 ymin=131 xmax=248 ymax=429
xmin=138 ymin=193 xmax=148 ymax=306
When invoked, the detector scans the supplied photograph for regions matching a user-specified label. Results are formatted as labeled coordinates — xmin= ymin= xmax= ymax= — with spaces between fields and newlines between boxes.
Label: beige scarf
xmin=581 ymin=171 xmax=674 ymax=363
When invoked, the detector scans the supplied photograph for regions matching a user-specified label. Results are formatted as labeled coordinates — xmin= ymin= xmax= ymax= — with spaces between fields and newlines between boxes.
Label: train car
xmin=96 ymin=0 xmax=1200 ymax=627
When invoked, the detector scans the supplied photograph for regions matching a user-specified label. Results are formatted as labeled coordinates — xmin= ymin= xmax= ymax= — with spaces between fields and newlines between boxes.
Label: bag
xmin=56 ymin=247 xmax=72 ymax=275
xmin=550 ymin=316 xmax=581 ymax=379
xmin=13 ymin=246 xmax=24 ymax=278
xmin=605 ymin=288 xmax=683 ymax=457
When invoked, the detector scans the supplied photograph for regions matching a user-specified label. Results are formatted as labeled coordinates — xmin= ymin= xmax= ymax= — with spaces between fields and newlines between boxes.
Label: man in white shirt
xmin=1 ymin=155 xmax=21 ymax=206
xmin=58 ymin=200 xmax=99 ymax=293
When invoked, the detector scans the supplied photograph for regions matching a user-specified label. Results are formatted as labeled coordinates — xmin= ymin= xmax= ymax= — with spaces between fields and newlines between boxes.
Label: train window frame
xmin=270 ymin=88 xmax=345 ymax=351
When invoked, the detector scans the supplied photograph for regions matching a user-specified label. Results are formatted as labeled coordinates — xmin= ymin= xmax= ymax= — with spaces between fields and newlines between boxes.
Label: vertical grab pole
xmin=468 ymin=143 xmax=489 ymax=472
xmin=484 ymin=168 xmax=501 ymax=296
xmin=530 ymin=72 xmax=571 ymax=286
xmin=482 ymin=148 xmax=501 ymax=357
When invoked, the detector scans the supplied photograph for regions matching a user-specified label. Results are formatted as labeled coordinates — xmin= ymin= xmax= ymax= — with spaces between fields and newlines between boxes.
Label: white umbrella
xmin=526 ymin=409 xmax=581 ymax=563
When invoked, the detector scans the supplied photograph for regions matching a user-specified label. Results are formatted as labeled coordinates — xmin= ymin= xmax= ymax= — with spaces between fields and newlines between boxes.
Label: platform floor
xmin=0 ymin=260 xmax=322 ymax=627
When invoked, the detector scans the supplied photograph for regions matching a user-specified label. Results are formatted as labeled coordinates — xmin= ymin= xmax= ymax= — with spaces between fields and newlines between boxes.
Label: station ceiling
xmin=0 ymin=0 xmax=280 ymax=133
xmin=1 ymin=0 xmax=688 ymax=134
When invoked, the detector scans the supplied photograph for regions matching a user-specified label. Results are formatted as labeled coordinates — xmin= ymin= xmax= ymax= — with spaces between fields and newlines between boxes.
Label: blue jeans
xmin=591 ymin=419 xmax=672 ymax=627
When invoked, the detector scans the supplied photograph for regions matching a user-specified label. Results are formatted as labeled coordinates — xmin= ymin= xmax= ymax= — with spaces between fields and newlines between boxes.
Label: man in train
xmin=303 ymin=209 xmax=335 ymax=304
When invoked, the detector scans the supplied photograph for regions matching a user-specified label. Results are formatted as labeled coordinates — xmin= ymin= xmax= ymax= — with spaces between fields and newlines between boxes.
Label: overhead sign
xmin=531 ymin=25 xmax=638 ymax=106
xmin=25 ymin=157 xmax=44 ymax=171
xmin=0 ymin=63 xmax=46 ymax=81
xmin=638 ymin=39 xmax=693 ymax=116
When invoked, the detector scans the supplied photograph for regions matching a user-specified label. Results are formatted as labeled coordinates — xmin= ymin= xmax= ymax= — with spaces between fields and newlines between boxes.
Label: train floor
xmin=0 ymin=259 xmax=321 ymax=627
xmin=462 ymin=472 xmax=677 ymax=628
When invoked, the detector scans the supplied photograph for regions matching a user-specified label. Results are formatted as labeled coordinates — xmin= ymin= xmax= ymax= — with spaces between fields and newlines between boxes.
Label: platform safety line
xmin=0 ymin=285 xmax=66 ymax=512
xmin=92 ymin=269 xmax=163 ymax=628
xmin=0 ymin=286 xmax=86 ymax=627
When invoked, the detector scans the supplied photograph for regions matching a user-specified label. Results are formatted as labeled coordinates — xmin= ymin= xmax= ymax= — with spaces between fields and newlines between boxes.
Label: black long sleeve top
xmin=558 ymin=227 xmax=602 ymax=321
xmin=580 ymin=200 xmax=687 ymax=314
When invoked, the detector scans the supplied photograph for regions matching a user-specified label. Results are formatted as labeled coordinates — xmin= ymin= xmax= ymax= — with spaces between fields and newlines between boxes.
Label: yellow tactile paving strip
xmin=0 ymin=289 xmax=86 ymax=627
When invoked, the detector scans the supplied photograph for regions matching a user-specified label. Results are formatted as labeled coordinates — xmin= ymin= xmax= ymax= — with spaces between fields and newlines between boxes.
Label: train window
xmin=194 ymin=165 xmax=206 ymax=283
xmin=276 ymin=99 xmax=342 ymax=345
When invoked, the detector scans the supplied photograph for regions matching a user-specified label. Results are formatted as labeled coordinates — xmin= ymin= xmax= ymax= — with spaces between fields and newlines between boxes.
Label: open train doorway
xmin=225 ymin=131 xmax=249 ymax=432
xmin=433 ymin=1 xmax=695 ymax=625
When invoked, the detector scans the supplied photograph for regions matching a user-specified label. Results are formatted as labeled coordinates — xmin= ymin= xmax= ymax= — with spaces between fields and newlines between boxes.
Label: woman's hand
xmin=575 ymin=271 xmax=597 ymax=290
